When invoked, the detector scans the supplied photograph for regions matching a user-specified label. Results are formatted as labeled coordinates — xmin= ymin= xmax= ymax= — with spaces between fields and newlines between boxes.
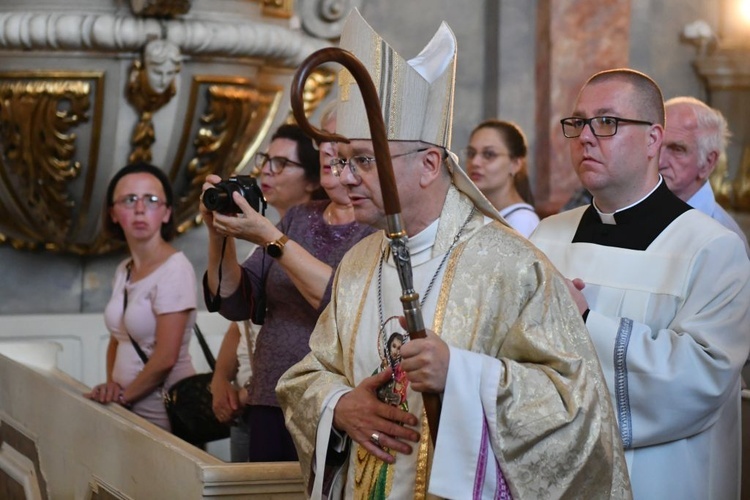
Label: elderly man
xmin=277 ymin=10 xmax=630 ymax=499
xmin=659 ymin=96 xmax=750 ymax=256
xmin=530 ymin=69 xmax=750 ymax=499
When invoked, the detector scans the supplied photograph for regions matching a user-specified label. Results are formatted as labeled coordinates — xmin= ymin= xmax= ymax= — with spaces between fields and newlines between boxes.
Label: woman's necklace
xmin=376 ymin=207 xmax=475 ymax=370
xmin=323 ymin=204 xmax=334 ymax=225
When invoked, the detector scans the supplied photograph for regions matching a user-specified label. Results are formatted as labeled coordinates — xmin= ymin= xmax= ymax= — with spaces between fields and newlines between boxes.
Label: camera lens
xmin=202 ymin=187 xmax=230 ymax=212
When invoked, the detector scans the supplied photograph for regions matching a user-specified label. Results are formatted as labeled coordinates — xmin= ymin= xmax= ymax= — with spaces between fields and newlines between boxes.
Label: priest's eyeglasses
xmin=255 ymin=152 xmax=304 ymax=174
xmin=560 ymin=116 xmax=653 ymax=138
xmin=115 ymin=194 xmax=165 ymax=210
xmin=330 ymin=148 xmax=428 ymax=178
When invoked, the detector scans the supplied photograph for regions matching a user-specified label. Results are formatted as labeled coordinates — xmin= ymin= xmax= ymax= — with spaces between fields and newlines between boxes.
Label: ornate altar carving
xmin=0 ymin=73 xmax=103 ymax=253
xmin=297 ymin=0 xmax=364 ymax=40
xmin=0 ymin=1 xmax=345 ymax=255
xmin=126 ymin=40 xmax=182 ymax=164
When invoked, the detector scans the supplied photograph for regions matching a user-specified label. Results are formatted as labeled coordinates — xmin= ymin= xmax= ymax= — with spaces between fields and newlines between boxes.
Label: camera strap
xmin=206 ymin=237 xmax=227 ymax=313
xmin=206 ymin=230 xmax=267 ymax=325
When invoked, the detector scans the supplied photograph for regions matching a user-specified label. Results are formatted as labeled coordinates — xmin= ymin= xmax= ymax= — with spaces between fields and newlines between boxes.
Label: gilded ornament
xmin=300 ymin=67 xmax=336 ymax=118
xmin=709 ymin=153 xmax=733 ymax=208
xmin=0 ymin=77 xmax=91 ymax=251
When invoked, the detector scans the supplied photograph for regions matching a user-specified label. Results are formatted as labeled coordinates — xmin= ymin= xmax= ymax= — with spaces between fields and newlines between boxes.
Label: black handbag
xmin=128 ymin=323 xmax=230 ymax=445
xmin=163 ymin=324 xmax=231 ymax=445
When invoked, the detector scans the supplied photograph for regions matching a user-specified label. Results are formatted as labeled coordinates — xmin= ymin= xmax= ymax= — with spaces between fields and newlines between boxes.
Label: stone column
xmin=534 ymin=0 xmax=631 ymax=215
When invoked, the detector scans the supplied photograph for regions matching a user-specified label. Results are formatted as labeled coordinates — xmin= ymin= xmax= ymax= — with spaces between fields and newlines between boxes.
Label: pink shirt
xmin=104 ymin=252 xmax=197 ymax=429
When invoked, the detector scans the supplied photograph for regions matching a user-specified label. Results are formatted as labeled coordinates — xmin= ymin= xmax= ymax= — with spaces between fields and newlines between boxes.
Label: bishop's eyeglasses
xmin=560 ymin=116 xmax=653 ymax=138
xmin=330 ymin=148 xmax=428 ymax=178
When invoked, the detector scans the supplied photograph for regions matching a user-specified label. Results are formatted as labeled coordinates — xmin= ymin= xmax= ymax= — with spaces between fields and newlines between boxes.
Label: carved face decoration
xmin=143 ymin=40 xmax=182 ymax=94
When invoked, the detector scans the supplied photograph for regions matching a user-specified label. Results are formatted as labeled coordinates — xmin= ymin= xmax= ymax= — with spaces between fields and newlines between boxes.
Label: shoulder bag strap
xmin=193 ymin=323 xmax=216 ymax=372
xmin=128 ymin=333 xmax=149 ymax=364
xmin=123 ymin=259 xmax=150 ymax=365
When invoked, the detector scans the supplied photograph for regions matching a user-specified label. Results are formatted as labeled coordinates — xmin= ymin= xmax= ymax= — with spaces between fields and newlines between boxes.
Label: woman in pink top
xmin=84 ymin=162 xmax=197 ymax=431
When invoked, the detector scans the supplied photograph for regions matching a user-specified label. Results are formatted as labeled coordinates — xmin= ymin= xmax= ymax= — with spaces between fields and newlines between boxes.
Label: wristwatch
xmin=265 ymin=234 xmax=289 ymax=258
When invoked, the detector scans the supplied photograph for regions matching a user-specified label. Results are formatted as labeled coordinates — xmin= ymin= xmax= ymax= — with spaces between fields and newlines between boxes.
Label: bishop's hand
xmin=333 ymin=368 xmax=420 ymax=463
xmin=399 ymin=319 xmax=450 ymax=393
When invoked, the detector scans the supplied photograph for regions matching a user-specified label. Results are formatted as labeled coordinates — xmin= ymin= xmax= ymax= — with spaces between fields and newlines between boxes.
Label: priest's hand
xmin=566 ymin=278 xmax=589 ymax=315
xmin=399 ymin=318 xmax=450 ymax=393
xmin=333 ymin=368 xmax=420 ymax=463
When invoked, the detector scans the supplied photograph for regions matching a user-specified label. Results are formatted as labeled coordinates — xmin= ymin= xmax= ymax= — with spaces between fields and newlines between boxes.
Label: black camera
xmin=202 ymin=175 xmax=266 ymax=215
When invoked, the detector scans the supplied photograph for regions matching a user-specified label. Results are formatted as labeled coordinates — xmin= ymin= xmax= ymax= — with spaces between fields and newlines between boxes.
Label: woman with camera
xmin=85 ymin=162 xmax=197 ymax=431
xmin=207 ymin=122 xmax=324 ymax=462
xmin=201 ymin=121 xmax=374 ymax=462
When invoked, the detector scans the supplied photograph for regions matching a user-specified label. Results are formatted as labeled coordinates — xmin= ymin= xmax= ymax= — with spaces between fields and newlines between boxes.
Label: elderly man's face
xmin=658 ymin=104 xmax=711 ymax=202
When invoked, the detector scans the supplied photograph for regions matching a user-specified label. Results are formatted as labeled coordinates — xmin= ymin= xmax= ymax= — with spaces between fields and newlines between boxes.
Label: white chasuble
xmin=279 ymin=186 xmax=632 ymax=499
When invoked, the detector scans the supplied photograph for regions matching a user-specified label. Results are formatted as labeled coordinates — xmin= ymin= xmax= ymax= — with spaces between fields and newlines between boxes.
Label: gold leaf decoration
xmin=0 ymin=79 xmax=90 ymax=249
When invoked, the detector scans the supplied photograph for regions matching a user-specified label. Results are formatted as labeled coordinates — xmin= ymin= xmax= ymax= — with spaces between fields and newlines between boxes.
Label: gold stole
xmin=352 ymin=232 xmax=463 ymax=499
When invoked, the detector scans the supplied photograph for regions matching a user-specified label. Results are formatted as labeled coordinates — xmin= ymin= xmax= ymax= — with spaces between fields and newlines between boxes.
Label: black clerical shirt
xmin=572 ymin=182 xmax=691 ymax=251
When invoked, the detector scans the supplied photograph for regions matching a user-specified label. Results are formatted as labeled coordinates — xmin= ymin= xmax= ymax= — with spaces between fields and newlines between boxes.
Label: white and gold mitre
xmin=336 ymin=8 xmax=456 ymax=147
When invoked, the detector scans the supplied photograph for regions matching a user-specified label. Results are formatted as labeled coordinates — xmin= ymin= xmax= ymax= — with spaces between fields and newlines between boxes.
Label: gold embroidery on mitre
xmin=339 ymin=68 xmax=355 ymax=102
xmin=335 ymin=9 xmax=456 ymax=146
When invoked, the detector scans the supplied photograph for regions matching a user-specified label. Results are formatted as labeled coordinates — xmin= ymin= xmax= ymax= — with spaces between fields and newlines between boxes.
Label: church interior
xmin=0 ymin=0 xmax=748 ymax=497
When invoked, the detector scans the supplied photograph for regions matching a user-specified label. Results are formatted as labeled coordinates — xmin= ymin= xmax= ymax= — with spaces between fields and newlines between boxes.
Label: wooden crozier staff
xmin=290 ymin=48 xmax=441 ymax=445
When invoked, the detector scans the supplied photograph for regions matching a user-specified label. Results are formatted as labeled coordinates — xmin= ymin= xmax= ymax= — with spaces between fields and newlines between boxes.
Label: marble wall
xmin=1 ymin=0 xmax=746 ymax=315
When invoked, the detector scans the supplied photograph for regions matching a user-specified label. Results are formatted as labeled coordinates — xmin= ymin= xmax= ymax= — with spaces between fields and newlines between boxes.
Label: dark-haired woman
xmin=84 ymin=162 xmax=197 ymax=431
xmin=202 ymin=121 xmax=374 ymax=462
xmin=464 ymin=119 xmax=540 ymax=237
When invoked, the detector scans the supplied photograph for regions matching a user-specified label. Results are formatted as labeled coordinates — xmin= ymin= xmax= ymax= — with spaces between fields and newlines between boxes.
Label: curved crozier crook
xmin=290 ymin=47 xmax=400 ymax=216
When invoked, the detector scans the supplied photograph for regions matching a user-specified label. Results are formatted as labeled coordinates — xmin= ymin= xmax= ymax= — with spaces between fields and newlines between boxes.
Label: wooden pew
xmin=0 ymin=316 xmax=305 ymax=499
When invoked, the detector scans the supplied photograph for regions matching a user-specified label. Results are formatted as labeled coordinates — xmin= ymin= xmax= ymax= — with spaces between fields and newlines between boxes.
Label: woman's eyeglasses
xmin=114 ymin=194 xmax=165 ymax=210
xmin=255 ymin=152 xmax=304 ymax=174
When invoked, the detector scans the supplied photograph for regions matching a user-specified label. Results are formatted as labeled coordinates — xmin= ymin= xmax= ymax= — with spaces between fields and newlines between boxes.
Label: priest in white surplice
xmin=277 ymin=10 xmax=631 ymax=500
xmin=531 ymin=69 xmax=750 ymax=499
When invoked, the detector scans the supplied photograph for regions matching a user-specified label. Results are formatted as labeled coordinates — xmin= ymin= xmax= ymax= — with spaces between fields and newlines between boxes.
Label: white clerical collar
xmin=593 ymin=176 xmax=663 ymax=225
xmin=383 ymin=218 xmax=439 ymax=266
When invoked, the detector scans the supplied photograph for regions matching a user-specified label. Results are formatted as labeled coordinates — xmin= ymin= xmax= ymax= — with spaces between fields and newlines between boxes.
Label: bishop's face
xmin=336 ymin=140 xmax=425 ymax=231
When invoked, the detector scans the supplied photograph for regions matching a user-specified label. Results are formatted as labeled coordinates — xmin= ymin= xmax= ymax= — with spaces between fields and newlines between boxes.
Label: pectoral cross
xmin=339 ymin=68 xmax=356 ymax=102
